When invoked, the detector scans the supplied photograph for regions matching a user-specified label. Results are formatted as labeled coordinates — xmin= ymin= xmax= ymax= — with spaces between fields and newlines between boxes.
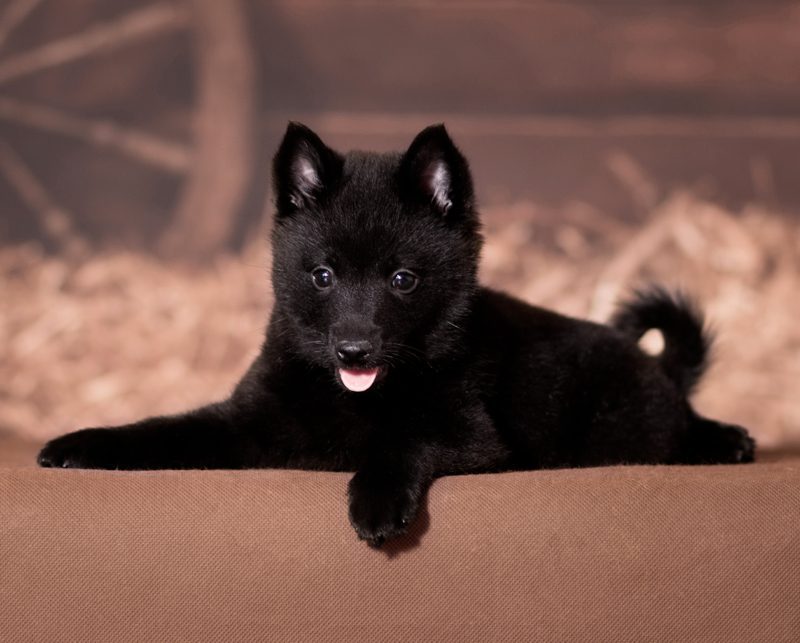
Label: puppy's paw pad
xmin=348 ymin=479 xmax=418 ymax=547
xmin=38 ymin=442 xmax=78 ymax=468
xmin=37 ymin=429 xmax=119 ymax=469
xmin=36 ymin=449 xmax=63 ymax=468
xmin=719 ymin=424 xmax=756 ymax=464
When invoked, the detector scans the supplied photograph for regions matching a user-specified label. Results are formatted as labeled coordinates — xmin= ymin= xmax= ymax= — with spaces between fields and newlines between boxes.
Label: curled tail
xmin=610 ymin=287 xmax=713 ymax=395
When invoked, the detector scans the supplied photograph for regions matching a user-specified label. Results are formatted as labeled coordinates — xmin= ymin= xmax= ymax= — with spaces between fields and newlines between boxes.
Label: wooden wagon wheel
xmin=0 ymin=0 xmax=256 ymax=259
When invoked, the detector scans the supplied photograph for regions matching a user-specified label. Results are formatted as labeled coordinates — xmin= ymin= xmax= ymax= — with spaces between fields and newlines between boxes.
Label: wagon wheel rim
xmin=0 ymin=0 xmax=257 ymax=259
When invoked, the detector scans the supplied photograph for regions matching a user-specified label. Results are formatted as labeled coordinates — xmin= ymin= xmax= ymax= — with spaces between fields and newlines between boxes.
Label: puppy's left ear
xmin=273 ymin=122 xmax=343 ymax=215
xmin=399 ymin=124 xmax=474 ymax=217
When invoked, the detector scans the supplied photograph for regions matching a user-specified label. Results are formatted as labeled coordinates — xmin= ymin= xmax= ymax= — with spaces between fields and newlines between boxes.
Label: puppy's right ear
xmin=398 ymin=124 xmax=474 ymax=218
xmin=273 ymin=122 xmax=343 ymax=215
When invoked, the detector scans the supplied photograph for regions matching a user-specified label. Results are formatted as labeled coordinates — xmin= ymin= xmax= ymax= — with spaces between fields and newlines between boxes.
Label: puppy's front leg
xmin=347 ymin=446 xmax=434 ymax=548
xmin=37 ymin=402 xmax=257 ymax=470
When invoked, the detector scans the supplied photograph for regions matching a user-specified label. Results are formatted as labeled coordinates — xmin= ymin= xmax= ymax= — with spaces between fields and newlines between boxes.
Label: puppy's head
xmin=270 ymin=122 xmax=481 ymax=392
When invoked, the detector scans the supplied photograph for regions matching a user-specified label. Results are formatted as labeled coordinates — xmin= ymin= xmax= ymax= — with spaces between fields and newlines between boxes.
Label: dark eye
xmin=390 ymin=270 xmax=419 ymax=294
xmin=311 ymin=266 xmax=334 ymax=290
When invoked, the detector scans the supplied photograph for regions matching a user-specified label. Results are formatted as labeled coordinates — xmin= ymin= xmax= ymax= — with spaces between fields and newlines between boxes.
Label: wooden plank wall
xmin=0 ymin=0 xmax=798 ymax=247
xmin=253 ymin=0 xmax=800 ymax=218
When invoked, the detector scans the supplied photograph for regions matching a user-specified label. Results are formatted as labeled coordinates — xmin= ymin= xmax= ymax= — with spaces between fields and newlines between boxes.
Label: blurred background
xmin=1 ymin=0 xmax=798 ymax=453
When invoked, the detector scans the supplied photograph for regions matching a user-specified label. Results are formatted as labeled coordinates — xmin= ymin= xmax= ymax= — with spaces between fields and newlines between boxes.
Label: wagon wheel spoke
xmin=0 ymin=3 xmax=189 ymax=85
xmin=0 ymin=0 xmax=258 ymax=258
xmin=0 ymin=96 xmax=190 ymax=173
xmin=0 ymin=0 xmax=44 ymax=52
xmin=0 ymin=138 xmax=87 ymax=256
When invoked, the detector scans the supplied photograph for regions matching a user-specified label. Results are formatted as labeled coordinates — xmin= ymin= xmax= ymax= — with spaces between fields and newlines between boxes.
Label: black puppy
xmin=39 ymin=123 xmax=755 ymax=547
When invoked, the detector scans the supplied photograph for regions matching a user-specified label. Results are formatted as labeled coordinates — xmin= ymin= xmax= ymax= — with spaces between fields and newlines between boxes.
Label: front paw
xmin=38 ymin=428 xmax=124 ymax=469
xmin=347 ymin=472 xmax=420 ymax=548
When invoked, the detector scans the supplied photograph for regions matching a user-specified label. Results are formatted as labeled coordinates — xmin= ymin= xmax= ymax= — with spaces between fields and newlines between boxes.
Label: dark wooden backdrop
xmin=0 ymin=0 xmax=798 ymax=256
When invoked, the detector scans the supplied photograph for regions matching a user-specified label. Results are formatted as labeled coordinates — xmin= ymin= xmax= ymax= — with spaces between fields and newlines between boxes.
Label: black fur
xmin=611 ymin=287 xmax=711 ymax=395
xmin=39 ymin=123 xmax=755 ymax=547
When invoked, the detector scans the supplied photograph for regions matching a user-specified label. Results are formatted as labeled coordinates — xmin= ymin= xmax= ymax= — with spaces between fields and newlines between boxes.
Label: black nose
xmin=336 ymin=340 xmax=373 ymax=365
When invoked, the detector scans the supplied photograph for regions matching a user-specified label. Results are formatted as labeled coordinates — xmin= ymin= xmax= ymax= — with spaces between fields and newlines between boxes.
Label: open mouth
xmin=338 ymin=367 xmax=381 ymax=392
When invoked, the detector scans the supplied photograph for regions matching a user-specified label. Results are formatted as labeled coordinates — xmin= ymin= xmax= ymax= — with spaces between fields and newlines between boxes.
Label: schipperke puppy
xmin=39 ymin=123 xmax=755 ymax=547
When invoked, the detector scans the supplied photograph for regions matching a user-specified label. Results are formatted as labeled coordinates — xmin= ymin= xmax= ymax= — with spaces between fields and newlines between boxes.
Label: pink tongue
xmin=339 ymin=368 xmax=379 ymax=392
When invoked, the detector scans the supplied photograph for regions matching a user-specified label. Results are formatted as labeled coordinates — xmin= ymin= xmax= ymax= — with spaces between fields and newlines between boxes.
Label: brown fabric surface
xmin=1 ymin=449 xmax=799 ymax=642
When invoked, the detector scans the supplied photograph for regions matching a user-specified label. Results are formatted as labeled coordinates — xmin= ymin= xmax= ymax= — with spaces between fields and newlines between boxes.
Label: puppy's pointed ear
xmin=273 ymin=122 xmax=343 ymax=215
xmin=398 ymin=124 xmax=474 ymax=217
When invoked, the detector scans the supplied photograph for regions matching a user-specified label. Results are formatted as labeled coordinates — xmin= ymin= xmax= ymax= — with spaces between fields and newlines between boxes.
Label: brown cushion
xmin=2 ymin=446 xmax=798 ymax=642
